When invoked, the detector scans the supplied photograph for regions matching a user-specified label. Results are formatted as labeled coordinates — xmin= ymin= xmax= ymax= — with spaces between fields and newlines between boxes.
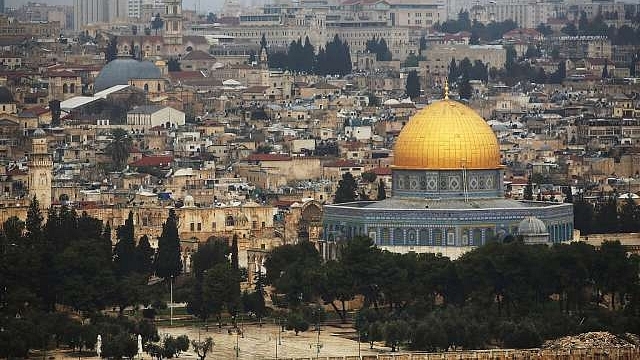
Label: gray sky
xmin=6 ymin=0 xmax=221 ymax=12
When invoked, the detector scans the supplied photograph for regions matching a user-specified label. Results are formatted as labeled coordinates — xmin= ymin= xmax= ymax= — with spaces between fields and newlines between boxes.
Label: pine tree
xmin=114 ymin=211 xmax=136 ymax=277
xmin=602 ymin=61 xmax=609 ymax=78
xmin=459 ymin=67 xmax=473 ymax=100
xmin=376 ymin=179 xmax=387 ymax=201
xmin=334 ymin=172 xmax=358 ymax=204
xmin=105 ymin=36 xmax=118 ymax=63
xmin=231 ymin=234 xmax=239 ymax=271
xmin=136 ymin=235 xmax=155 ymax=275
xmin=524 ymin=177 xmax=534 ymax=200
xmin=405 ymin=70 xmax=421 ymax=98
xmin=25 ymin=196 xmax=43 ymax=246
xmin=448 ymin=58 xmax=458 ymax=85
xmin=156 ymin=209 xmax=183 ymax=279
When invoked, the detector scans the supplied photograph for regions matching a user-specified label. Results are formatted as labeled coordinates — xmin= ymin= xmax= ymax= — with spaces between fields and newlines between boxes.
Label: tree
xmin=155 ymin=209 xmax=182 ymax=280
xmin=136 ymin=235 xmax=155 ymax=275
xmin=602 ymin=60 xmax=609 ymax=79
xmin=448 ymin=58 xmax=458 ymax=85
xmin=114 ymin=211 xmax=136 ymax=277
xmin=105 ymin=36 xmax=118 ymax=63
xmin=285 ymin=311 xmax=309 ymax=335
xmin=524 ymin=177 xmax=534 ymax=200
xmin=458 ymin=67 xmax=472 ymax=100
xmin=383 ymin=320 xmax=409 ymax=352
xmin=376 ymin=179 xmax=387 ymax=201
xmin=49 ymin=100 xmax=61 ymax=127
xmin=151 ymin=13 xmax=163 ymax=35
xmin=105 ymin=128 xmax=132 ymax=171
xmin=405 ymin=70 xmax=421 ymax=98
xmin=191 ymin=337 xmax=214 ymax=360
xmin=264 ymin=242 xmax=322 ymax=306
xmin=167 ymin=58 xmax=181 ymax=72
xmin=334 ymin=172 xmax=358 ymax=203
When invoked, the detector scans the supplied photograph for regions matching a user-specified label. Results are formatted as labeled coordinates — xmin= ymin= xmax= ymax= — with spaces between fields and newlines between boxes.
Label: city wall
xmin=281 ymin=348 xmax=640 ymax=360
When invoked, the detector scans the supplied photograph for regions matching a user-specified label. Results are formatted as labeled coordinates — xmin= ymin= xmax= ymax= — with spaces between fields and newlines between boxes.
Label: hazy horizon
xmin=6 ymin=0 xmax=221 ymax=12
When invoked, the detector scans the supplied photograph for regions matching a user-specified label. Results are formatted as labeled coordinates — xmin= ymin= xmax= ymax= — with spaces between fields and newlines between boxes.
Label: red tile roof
xmin=370 ymin=167 xmax=392 ymax=176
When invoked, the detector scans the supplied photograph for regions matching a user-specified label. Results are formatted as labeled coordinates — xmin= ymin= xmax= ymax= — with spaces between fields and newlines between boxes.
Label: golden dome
xmin=393 ymin=99 xmax=500 ymax=170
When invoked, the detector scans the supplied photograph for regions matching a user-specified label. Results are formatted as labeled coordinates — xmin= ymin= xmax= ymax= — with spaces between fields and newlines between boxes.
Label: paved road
xmin=160 ymin=323 xmax=387 ymax=359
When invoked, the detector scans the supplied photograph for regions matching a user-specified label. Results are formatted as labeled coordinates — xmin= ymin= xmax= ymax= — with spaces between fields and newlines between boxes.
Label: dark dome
xmin=94 ymin=58 xmax=162 ymax=92
xmin=0 ymin=86 xmax=14 ymax=103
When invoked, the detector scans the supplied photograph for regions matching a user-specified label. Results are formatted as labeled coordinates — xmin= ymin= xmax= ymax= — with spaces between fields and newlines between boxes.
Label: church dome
xmin=94 ymin=58 xmax=162 ymax=92
xmin=393 ymin=99 xmax=500 ymax=170
xmin=0 ymin=86 xmax=14 ymax=103
xmin=518 ymin=216 xmax=548 ymax=235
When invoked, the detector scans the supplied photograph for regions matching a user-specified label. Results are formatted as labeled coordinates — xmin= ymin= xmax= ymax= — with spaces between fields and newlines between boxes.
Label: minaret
xmin=29 ymin=129 xmax=52 ymax=210
xmin=162 ymin=0 xmax=183 ymax=48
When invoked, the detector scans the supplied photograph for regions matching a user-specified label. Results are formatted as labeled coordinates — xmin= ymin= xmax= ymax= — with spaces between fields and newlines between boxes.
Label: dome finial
xmin=444 ymin=78 xmax=449 ymax=100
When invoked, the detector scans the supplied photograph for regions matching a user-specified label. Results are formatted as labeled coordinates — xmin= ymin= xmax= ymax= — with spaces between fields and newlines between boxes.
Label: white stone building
xmin=126 ymin=105 xmax=185 ymax=131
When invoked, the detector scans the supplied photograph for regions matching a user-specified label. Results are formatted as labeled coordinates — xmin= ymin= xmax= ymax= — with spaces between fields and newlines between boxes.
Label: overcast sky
xmin=6 ymin=0 xmax=221 ymax=12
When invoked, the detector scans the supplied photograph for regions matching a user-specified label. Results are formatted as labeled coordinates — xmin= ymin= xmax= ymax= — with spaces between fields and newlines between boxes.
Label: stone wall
xmin=279 ymin=348 xmax=640 ymax=360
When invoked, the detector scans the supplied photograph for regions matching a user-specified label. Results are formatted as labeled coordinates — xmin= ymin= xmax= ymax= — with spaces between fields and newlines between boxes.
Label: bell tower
xmin=162 ymin=0 xmax=183 ymax=48
xmin=29 ymin=129 xmax=52 ymax=210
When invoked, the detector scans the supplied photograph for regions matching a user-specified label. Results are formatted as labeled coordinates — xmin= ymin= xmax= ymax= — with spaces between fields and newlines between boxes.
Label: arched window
xmin=407 ymin=229 xmax=416 ymax=245
xmin=225 ymin=215 xmax=235 ymax=226
xmin=70 ymin=83 xmax=75 ymax=93
xmin=62 ymin=83 xmax=68 ymax=93
xmin=157 ymin=83 xmax=161 ymax=92
xmin=144 ymin=83 xmax=149 ymax=92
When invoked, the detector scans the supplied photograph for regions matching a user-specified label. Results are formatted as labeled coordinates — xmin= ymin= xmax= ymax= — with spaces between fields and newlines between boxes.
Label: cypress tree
xmin=114 ymin=211 xmax=136 ymax=277
xmin=377 ymin=179 xmax=387 ymax=201
xmin=156 ymin=209 xmax=183 ymax=279
xmin=406 ymin=70 xmax=421 ymax=98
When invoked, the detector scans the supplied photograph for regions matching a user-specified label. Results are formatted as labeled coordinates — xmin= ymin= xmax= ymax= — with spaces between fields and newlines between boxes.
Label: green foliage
xmin=376 ymin=179 xmax=387 ymax=200
xmin=264 ymin=241 xmax=322 ymax=306
xmin=102 ymin=332 xmax=138 ymax=359
xmin=524 ymin=177 xmax=534 ymax=200
xmin=151 ymin=13 xmax=163 ymax=35
xmin=334 ymin=172 xmax=358 ymax=204
xmin=105 ymin=128 xmax=132 ymax=171
xmin=361 ymin=171 xmax=377 ymax=183
xmin=155 ymin=209 xmax=182 ymax=279
xmin=405 ymin=70 xmax=421 ymax=98
xmin=286 ymin=311 xmax=309 ymax=335
xmin=105 ymin=36 xmax=118 ymax=63
xmin=167 ymin=58 xmax=181 ymax=72
xmin=114 ymin=211 xmax=136 ymax=277
xmin=191 ymin=337 xmax=214 ymax=360
xmin=366 ymin=36 xmax=392 ymax=61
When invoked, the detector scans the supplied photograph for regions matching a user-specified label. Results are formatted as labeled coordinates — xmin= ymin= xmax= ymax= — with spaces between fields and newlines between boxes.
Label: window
xmin=253 ymin=220 xmax=258 ymax=229
xmin=190 ymin=222 xmax=194 ymax=231
xmin=212 ymin=222 xmax=216 ymax=229
xmin=226 ymin=215 xmax=235 ymax=226
xmin=197 ymin=223 xmax=201 ymax=231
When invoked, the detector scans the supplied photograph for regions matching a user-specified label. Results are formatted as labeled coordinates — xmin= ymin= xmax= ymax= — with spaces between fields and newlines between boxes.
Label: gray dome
xmin=518 ymin=216 xmax=547 ymax=235
xmin=0 ymin=86 xmax=13 ymax=103
xmin=94 ymin=59 xmax=162 ymax=92
xmin=33 ymin=128 xmax=46 ymax=137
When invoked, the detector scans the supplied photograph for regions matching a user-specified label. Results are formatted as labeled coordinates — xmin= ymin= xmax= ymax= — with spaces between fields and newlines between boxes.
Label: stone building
xmin=322 ymin=87 xmax=574 ymax=260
